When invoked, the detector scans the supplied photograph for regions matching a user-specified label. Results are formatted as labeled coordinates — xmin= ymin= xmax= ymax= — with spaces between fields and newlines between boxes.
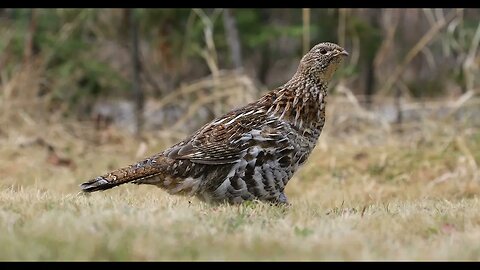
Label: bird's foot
xmin=269 ymin=192 xmax=291 ymax=207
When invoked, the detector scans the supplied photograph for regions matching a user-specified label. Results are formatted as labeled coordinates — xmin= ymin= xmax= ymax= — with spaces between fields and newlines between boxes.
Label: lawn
xmin=1 ymin=100 xmax=480 ymax=261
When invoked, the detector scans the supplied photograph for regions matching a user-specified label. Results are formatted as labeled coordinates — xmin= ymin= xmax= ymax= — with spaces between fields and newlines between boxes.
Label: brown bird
xmin=80 ymin=42 xmax=348 ymax=205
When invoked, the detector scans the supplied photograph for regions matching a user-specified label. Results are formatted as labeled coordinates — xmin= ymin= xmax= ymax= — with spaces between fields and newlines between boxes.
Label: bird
xmin=80 ymin=42 xmax=349 ymax=205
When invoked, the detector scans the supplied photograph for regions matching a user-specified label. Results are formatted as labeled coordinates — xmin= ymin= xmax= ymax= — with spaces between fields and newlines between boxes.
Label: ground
xmin=1 ymin=99 xmax=480 ymax=261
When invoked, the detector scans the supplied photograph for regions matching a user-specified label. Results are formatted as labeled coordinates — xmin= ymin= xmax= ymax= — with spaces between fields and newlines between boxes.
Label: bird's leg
xmin=269 ymin=192 xmax=291 ymax=206
xmin=278 ymin=192 xmax=289 ymax=204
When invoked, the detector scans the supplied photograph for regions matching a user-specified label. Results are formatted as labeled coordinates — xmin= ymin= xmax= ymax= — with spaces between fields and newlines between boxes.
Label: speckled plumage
xmin=80 ymin=42 xmax=348 ymax=204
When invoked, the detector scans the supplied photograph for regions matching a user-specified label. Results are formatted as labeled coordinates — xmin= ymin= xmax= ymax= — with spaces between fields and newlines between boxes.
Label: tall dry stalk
xmin=128 ymin=9 xmax=144 ymax=137
xmin=379 ymin=9 xmax=462 ymax=94
xmin=337 ymin=8 xmax=346 ymax=48
xmin=193 ymin=8 xmax=222 ymax=78
xmin=302 ymin=8 xmax=310 ymax=55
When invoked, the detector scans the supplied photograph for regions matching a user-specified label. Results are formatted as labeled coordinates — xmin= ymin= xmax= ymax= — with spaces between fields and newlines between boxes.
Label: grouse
xmin=81 ymin=42 xmax=348 ymax=205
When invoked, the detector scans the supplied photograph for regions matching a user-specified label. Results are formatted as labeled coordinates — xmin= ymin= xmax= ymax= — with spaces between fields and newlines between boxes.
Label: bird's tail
xmin=80 ymin=154 xmax=168 ymax=192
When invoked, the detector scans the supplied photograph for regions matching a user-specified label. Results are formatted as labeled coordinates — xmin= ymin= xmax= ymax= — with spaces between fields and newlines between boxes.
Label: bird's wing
xmin=165 ymin=107 xmax=279 ymax=165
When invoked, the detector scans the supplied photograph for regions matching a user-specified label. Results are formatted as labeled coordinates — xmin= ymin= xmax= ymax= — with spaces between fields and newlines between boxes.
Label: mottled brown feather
xmin=80 ymin=42 xmax=348 ymax=204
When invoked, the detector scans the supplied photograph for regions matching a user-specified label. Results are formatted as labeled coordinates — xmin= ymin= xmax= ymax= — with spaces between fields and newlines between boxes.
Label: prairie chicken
xmin=81 ymin=42 xmax=348 ymax=204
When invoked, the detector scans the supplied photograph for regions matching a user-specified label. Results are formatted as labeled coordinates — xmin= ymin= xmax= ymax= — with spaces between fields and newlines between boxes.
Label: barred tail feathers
xmin=80 ymin=154 xmax=167 ymax=192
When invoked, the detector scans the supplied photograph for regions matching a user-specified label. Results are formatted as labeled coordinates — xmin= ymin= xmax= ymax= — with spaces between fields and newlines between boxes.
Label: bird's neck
xmin=264 ymin=71 xmax=329 ymax=131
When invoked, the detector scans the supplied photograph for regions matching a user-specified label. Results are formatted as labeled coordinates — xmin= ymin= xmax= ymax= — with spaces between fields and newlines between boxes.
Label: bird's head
xmin=298 ymin=42 xmax=349 ymax=82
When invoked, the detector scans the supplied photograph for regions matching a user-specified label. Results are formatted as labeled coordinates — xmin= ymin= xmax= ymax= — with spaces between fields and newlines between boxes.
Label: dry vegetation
xmin=2 ymin=67 xmax=480 ymax=261
xmin=1 ymin=8 xmax=480 ymax=261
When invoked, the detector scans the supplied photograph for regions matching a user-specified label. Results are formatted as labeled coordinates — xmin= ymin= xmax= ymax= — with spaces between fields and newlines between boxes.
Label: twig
xmin=374 ymin=10 xmax=399 ymax=69
xmin=128 ymin=8 xmax=144 ymax=137
xmin=44 ymin=9 xmax=86 ymax=65
xmin=193 ymin=8 xmax=221 ymax=78
xmin=463 ymin=21 xmax=480 ymax=92
xmin=0 ymin=29 xmax=14 ymax=82
xmin=335 ymin=84 xmax=391 ymax=132
xmin=180 ymin=10 xmax=196 ymax=70
xmin=23 ymin=9 xmax=37 ymax=67
xmin=138 ymin=50 xmax=166 ymax=96
xmin=422 ymin=8 xmax=436 ymax=27
xmin=171 ymin=88 xmax=240 ymax=131
xmin=302 ymin=8 xmax=310 ymax=55
xmin=379 ymin=9 xmax=461 ymax=94
xmin=349 ymin=33 xmax=360 ymax=69
xmin=446 ymin=90 xmax=475 ymax=117
xmin=153 ymin=71 xmax=256 ymax=111
xmin=336 ymin=84 xmax=362 ymax=111
xmin=223 ymin=8 xmax=243 ymax=69
xmin=154 ymin=73 xmax=223 ymax=109
xmin=337 ymin=9 xmax=346 ymax=48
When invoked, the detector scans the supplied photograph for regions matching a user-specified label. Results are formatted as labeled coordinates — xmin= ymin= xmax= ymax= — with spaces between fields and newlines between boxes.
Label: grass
xmin=1 ymin=98 xmax=480 ymax=260
xmin=3 ymin=188 xmax=480 ymax=260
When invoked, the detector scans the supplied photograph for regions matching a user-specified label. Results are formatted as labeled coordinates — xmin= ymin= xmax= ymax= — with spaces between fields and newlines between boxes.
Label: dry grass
xmin=1 ymin=71 xmax=480 ymax=260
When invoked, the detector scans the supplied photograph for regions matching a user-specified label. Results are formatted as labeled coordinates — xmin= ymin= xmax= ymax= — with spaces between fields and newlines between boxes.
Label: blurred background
xmin=0 ymin=8 xmax=479 ymax=189
xmin=2 ymin=9 xmax=480 ymax=261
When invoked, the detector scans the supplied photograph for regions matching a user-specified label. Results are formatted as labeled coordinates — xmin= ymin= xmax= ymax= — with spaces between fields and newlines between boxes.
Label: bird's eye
xmin=320 ymin=49 xmax=328 ymax=55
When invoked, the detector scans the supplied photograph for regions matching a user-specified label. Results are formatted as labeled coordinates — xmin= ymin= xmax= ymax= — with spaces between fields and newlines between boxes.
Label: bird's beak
xmin=335 ymin=49 xmax=349 ymax=57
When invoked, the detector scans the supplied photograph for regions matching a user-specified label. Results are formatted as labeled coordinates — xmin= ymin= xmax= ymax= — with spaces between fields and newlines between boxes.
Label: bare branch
xmin=302 ymin=8 xmax=310 ymax=55
xmin=379 ymin=9 xmax=461 ymax=94
xmin=337 ymin=9 xmax=347 ymax=48
xmin=193 ymin=8 xmax=220 ymax=77
xmin=223 ymin=8 xmax=243 ymax=69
